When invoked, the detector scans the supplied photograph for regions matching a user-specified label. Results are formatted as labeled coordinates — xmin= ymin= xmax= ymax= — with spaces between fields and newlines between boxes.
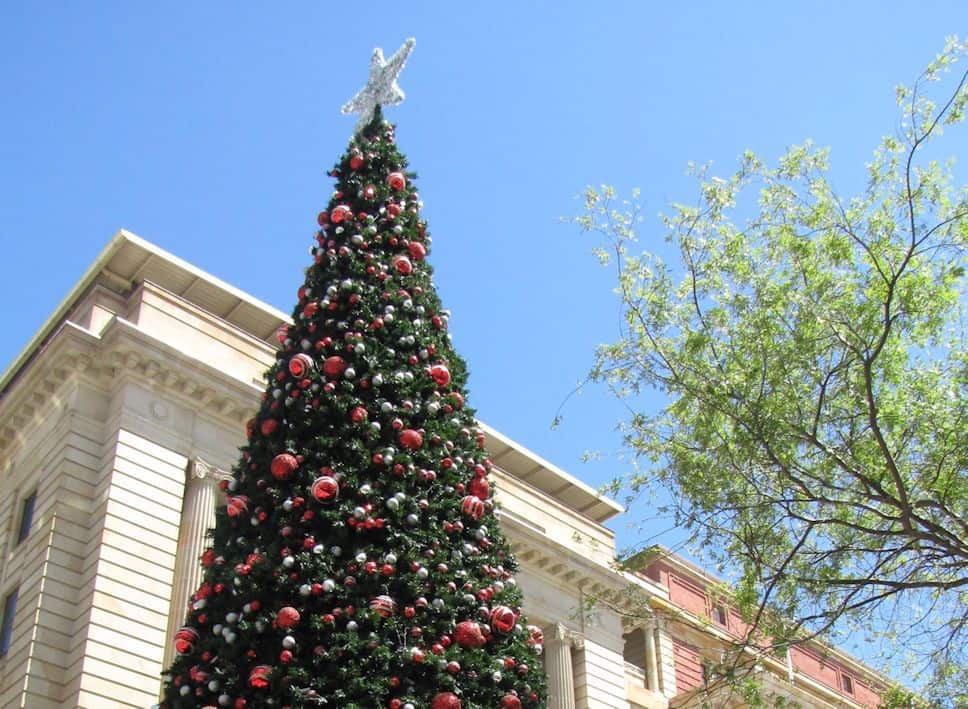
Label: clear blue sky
xmin=1 ymin=4 xmax=964 ymax=561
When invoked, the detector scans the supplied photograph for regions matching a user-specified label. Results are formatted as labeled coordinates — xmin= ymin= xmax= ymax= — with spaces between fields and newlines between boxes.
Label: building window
xmin=16 ymin=491 xmax=36 ymax=544
xmin=841 ymin=673 xmax=854 ymax=694
xmin=0 ymin=587 xmax=18 ymax=656
xmin=710 ymin=603 xmax=727 ymax=626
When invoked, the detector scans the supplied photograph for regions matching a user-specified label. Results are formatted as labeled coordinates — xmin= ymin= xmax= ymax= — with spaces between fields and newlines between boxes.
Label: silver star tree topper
xmin=341 ymin=38 xmax=416 ymax=133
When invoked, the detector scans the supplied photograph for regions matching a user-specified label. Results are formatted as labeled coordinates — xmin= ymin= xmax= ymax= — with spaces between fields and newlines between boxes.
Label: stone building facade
xmin=0 ymin=232 xmax=888 ymax=708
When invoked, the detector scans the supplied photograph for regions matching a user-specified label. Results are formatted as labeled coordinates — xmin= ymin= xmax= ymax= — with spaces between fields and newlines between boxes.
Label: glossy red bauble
xmin=331 ymin=204 xmax=353 ymax=223
xmin=454 ymin=620 xmax=487 ymax=649
xmin=461 ymin=495 xmax=485 ymax=521
xmin=500 ymin=695 xmax=522 ymax=709
xmin=275 ymin=606 xmax=300 ymax=629
xmin=226 ymin=495 xmax=249 ymax=517
xmin=407 ymin=241 xmax=426 ymax=261
xmin=311 ymin=476 xmax=339 ymax=503
xmin=323 ymin=356 xmax=346 ymax=378
xmin=386 ymin=171 xmax=406 ymax=191
xmin=248 ymin=665 xmax=271 ymax=689
xmin=173 ymin=627 xmax=198 ymax=655
xmin=430 ymin=692 xmax=460 ymax=709
xmin=490 ymin=605 xmax=516 ymax=634
xmin=469 ymin=477 xmax=490 ymax=499
xmin=398 ymin=428 xmax=423 ymax=451
xmin=429 ymin=365 xmax=451 ymax=387
xmin=392 ymin=254 xmax=413 ymax=275
xmin=369 ymin=595 xmax=398 ymax=618
xmin=270 ymin=453 xmax=299 ymax=481
xmin=288 ymin=353 xmax=315 ymax=378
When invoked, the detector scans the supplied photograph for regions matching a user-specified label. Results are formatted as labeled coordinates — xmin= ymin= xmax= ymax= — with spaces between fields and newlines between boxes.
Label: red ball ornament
xmin=392 ymin=254 xmax=413 ymax=275
xmin=369 ymin=595 xmax=398 ymax=618
xmin=323 ymin=356 xmax=346 ymax=378
xmin=500 ymin=695 xmax=522 ymax=709
xmin=248 ymin=665 xmax=272 ymax=689
xmin=350 ymin=406 xmax=368 ymax=423
xmin=173 ymin=626 xmax=198 ymax=655
xmin=526 ymin=624 xmax=544 ymax=647
xmin=311 ymin=476 xmax=339 ymax=503
xmin=270 ymin=453 xmax=299 ymax=481
xmin=407 ymin=241 xmax=427 ymax=261
xmin=398 ymin=428 xmax=423 ymax=451
xmin=461 ymin=495 xmax=485 ymax=521
xmin=430 ymin=692 xmax=460 ymax=709
xmin=260 ymin=418 xmax=279 ymax=436
xmin=429 ymin=365 xmax=451 ymax=387
xmin=288 ymin=353 xmax=315 ymax=378
xmin=490 ymin=605 xmax=516 ymax=634
xmin=454 ymin=620 xmax=487 ymax=649
xmin=275 ymin=606 xmax=300 ymax=629
xmin=469 ymin=477 xmax=490 ymax=499
xmin=331 ymin=205 xmax=352 ymax=223
xmin=386 ymin=171 xmax=406 ymax=191
xmin=226 ymin=495 xmax=250 ymax=517
xmin=349 ymin=154 xmax=364 ymax=170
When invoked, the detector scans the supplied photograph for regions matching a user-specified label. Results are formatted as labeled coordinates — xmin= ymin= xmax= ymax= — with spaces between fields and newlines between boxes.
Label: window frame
xmin=16 ymin=490 xmax=37 ymax=545
xmin=0 ymin=587 xmax=18 ymax=657
xmin=840 ymin=672 xmax=854 ymax=694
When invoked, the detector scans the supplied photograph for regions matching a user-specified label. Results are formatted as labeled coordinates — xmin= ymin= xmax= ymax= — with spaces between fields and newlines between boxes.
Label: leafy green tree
xmin=571 ymin=38 xmax=967 ymax=704
xmin=156 ymin=105 xmax=547 ymax=708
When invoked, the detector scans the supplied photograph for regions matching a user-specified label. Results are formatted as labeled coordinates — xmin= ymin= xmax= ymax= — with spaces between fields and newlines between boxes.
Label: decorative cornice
xmin=0 ymin=317 xmax=262 ymax=460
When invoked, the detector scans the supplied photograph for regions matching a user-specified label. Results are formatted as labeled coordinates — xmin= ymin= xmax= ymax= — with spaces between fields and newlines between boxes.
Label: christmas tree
xmin=156 ymin=39 xmax=549 ymax=709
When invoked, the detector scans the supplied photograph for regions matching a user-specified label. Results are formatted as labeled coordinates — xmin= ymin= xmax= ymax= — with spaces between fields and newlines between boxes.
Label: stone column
xmin=644 ymin=620 xmax=660 ymax=693
xmin=162 ymin=458 xmax=228 ymax=667
xmin=546 ymin=623 xmax=583 ymax=709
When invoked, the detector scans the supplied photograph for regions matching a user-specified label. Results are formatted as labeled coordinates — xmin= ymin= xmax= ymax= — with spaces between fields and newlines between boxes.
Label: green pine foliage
xmin=157 ymin=109 xmax=548 ymax=709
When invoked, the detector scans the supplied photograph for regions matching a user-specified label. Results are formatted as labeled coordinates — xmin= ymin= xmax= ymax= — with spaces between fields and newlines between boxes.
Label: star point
xmin=341 ymin=38 xmax=416 ymax=134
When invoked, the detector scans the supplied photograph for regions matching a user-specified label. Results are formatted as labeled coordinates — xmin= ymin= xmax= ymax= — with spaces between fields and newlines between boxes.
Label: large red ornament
xmin=429 ymin=365 xmax=451 ymax=387
xmin=392 ymin=254 xmax=413 ymax=275
xmin=248 ymin=665 xmax=272 ymax=689
xmin=407 ymin=241 xmax=427 ymax=261
xmin=173 ymin=626 xmax=198 ymax=655
xmin=430 ymin=692 xmax=460 ymax=709
xmin=461 ymin=495 xmax=485 ymax=521
xmin=500 ymin=695 xmax=522 ymax=709
xmin=350 ymin=406 xmax=368 ymax=423
xmin=398 ymin=428 xmax=423 ymax=451
xmin=331 ymin=204 xmax=353 ymax=223
xmin=323 ymin=356 xmax=346 ymax=378
xmin=226 ymin=495 xmax=250 ymax=517
xmin=311 ymin=476 xmax=339 ymax=503
xmin=386 ymin=171 xmax=406 ymax=191
xmin=454 ymin=620 xmax=487 ymax=649
xmin=369 ymin=595 xmax=398 ymax=618
xmin=275 ymin=606 xmax=300 ymax=629
xmin=526 ymin=624 xmax=544 ymax=647
xmin=489 ymin=605 xmax=516 ymax=634
xmin=469 ymin=477 xmax=490 ymax=499
xmin=349 ymin=154 xmax=364 ymax=170
xmin=270 ymin=453 xmax=299 ymax=481
xmin=288 ymin=353 xmax=315 ymax=378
